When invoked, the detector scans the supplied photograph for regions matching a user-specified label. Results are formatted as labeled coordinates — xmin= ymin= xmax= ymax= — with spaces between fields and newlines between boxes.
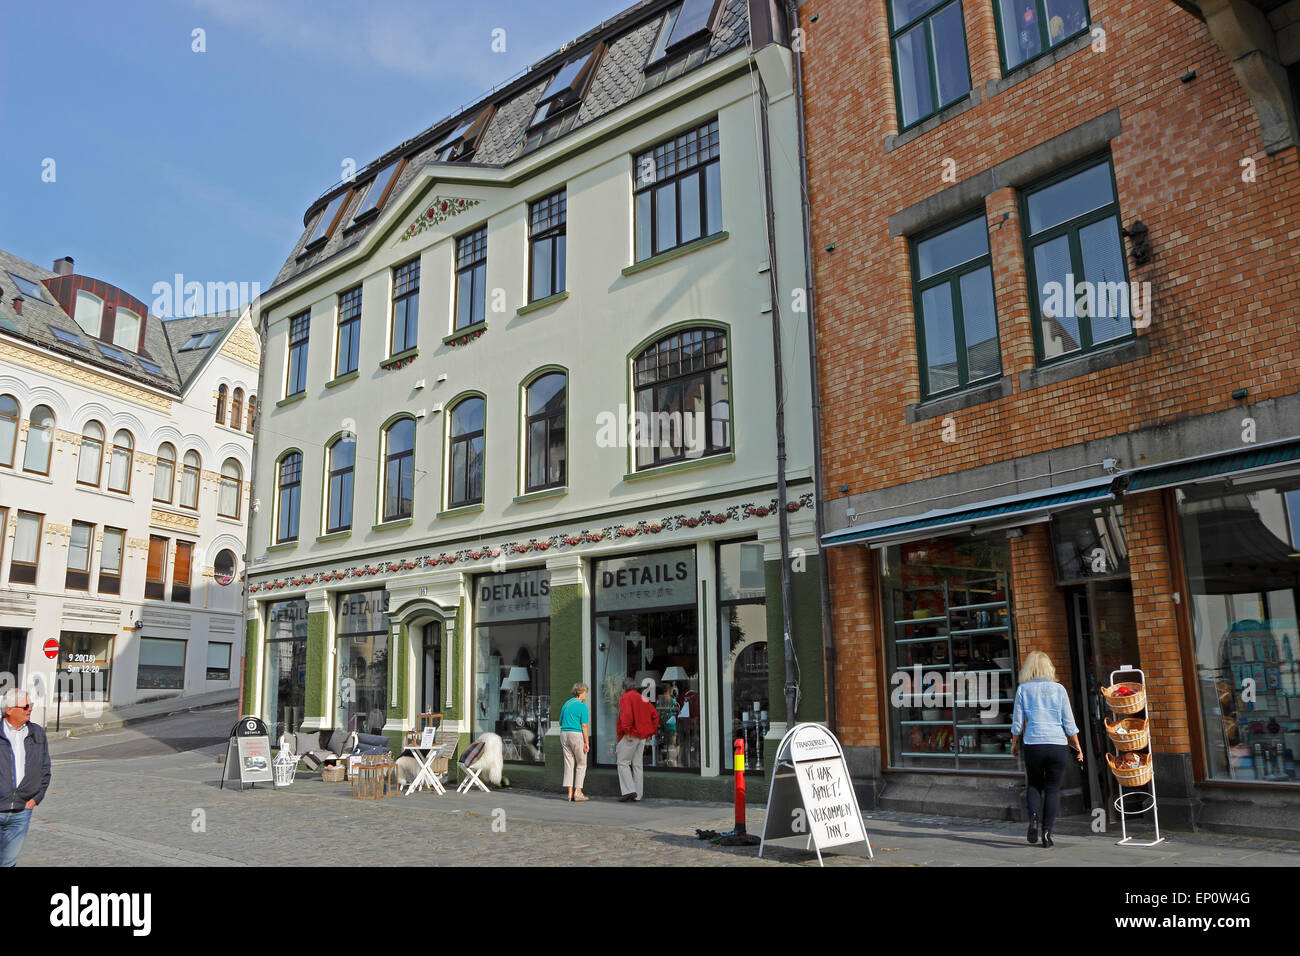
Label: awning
xmin=822 ymin=477 xmax=1114 ymax=548
xmin=1124 ymin=437 xmax=1300 ymax=493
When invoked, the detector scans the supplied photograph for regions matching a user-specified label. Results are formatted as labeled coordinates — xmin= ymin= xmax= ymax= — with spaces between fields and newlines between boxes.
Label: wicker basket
xmin=1106 ymin=751 xmax=1153 ymax=787
xmin=1102 ymin=682 xmax=1146 ymax=715
xmin=321 ymin=764 xmax=346 ymax=783
xmin=1104 ymin=717 xmax=1149 ymax=752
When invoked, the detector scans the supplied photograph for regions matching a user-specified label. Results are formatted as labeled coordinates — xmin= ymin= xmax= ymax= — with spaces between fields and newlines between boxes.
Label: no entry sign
xmin=43 ymin=639 xmax=59 ymax=660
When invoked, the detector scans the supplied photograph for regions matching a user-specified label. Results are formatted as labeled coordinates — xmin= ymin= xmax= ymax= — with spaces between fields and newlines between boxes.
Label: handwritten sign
xmin=793 ymin=757 xmax=865 ymax=848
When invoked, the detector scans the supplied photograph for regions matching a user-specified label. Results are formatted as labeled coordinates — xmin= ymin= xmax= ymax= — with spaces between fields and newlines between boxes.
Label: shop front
xmin=335 ymin=588 xmax=390 ymax=734
xmin=473 ymin=568 xmax=550 ymax=764
xmin=262 ymin=597 xmax=308 ymax=741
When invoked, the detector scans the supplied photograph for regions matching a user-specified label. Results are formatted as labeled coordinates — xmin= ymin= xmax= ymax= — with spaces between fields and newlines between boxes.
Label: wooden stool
xmin=352 ymin=761 xmax=398 ymax=800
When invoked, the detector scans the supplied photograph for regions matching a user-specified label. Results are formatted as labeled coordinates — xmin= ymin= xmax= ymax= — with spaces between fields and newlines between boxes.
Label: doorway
xmin=1065 ymin=580 xmax=1142 ymax=822
xmin=0 ymin=629 xmax=25 ymax=685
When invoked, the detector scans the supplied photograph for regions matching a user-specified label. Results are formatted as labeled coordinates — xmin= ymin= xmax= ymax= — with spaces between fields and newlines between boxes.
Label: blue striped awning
xmin=823 ymin=479 xmax=1114 ymax=547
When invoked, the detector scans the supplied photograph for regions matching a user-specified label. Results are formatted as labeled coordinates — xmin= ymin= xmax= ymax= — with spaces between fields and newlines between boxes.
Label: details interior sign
xmin=595 ymin=548 xmax=696 ymax=612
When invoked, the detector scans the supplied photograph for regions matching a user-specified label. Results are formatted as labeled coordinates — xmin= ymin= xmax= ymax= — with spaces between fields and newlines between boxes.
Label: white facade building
xmin=0 ymin=249 xmax=258 ymax=718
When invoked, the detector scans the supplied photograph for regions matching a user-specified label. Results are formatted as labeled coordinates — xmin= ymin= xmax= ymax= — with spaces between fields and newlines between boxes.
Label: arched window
xmin=22 ymin=405 xmax=55 ymax=475
xmin=632 ymin=327 xmax=729 ymax=468
xmin=108 ymin=429 xmax=134 ymax=493
xmin=448 ymin=398 xmax=484 ymax=509
xmin=0 ymin=395 xmax=19 ymax=468
xmin=382 ymin=419 xmax=415 ymax=522
xmin=113 ymin=307 xmax=141 ymax=351
xmin=230 ymin=389 xmax=243 ymax=431
xmin=77 ymin=421 xmax=105 ymax=486
xmin=525 ymin=372 xmax=566 ymax=492
xmin=216 ymin=385 xmax=228 ymax=425
xmin=246 ymin=395 xmax=256 ymax=434
xmin=180 ymin=451 xmax=201 ymax=510
xmin=74 ymin=290 xmax=103 ymax=337
xmin=219 ymin=459 xmax=242 ymax=519
xmin=326 ymin=435 xmax=355 ymax=533
xmin=153 ymin=443 xmax=176 ymax=502
xmin=277 ymin=452 xmax=303 ymax=542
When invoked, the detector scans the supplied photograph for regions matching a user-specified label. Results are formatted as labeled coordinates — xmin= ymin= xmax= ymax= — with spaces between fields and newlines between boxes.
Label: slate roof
xmin=272 ymin=0 xmax=752 ymax=290
xmin=0 ymin=247 xmax=243 ymax=396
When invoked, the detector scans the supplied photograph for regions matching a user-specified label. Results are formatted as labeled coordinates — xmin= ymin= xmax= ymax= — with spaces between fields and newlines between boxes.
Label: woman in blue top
xmin=559 ymin=684 xmax=590 ymax=802
xmin=1010 ymin=651 xmax=1083 ymax=848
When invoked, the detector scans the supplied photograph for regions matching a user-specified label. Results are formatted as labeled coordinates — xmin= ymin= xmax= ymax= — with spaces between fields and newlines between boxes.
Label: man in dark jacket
xmin=0 ymin=690 xmax=51 ymax=866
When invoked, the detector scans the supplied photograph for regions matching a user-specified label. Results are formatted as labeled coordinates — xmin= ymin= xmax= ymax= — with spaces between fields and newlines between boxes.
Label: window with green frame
xmin=912 ymin=215 xmax=1002 ymax=398
xmin=888 ymin=0 xmax=972 ymax=130
xmin=1021 ymin=157 xmax=1133 ymax=364
xmin=994 ymin=0 xmax=1090 ymax=73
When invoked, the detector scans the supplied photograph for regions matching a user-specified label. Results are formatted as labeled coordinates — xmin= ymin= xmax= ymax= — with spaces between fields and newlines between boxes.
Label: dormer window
xmin=435 ymin=106 xmax=493 ymax=163
xmin=663 ymin=0 xmax=722 ymax=53
xmin=74 ymin=290 xmax=103 ymax=337
xmin=304 ymin=191 xmax=349 ymax=248
xmin=529 ymin=46 xmax=604 ymax=128
xmin=350 ymin=159 xmax=404 ymax=225
xmin=113 ymin=306 xmax=141 ymax=351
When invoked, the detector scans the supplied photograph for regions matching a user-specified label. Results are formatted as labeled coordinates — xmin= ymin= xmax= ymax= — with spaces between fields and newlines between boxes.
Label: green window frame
xmin=912 ymin=214 xmax=1002 ymax=399
xmin=992 ymin=0 xmax=1091 ymax=75
xmin=1020 ymin=155 xmax=1134 ymax=365
xmin=446 ymin=394 xmax=485 ymax=509
xmin=888 ymin=0 xmax=972 ymax=131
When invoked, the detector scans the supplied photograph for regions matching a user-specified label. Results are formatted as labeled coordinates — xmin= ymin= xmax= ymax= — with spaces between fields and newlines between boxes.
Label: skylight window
xmin=530 ymin=47 xmax=604 ymax=129
xmin=52 ymin=327 xmax=85 ymax=347
xmin=180 ymin=330 xmax=221 ymax=351
xmin=138 ymin=358 xmax=163 ymax=375
xmin=97 ymin=342 xmax=131 ymax=365
xmin=7 ymin=273 xmax=47 ymax=302
xmin=665 ymin=0 xmax=720 ymax=52
xmin=305 ymin=191 xmax=348 ymax=247
xmin=435 ymin=107 xmax=493 ymax=162
xmin=351 ymin=161 xmax=403 ymax=223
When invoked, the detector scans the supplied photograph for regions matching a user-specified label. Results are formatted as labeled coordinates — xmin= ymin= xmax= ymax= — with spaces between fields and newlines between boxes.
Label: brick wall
xmin=1009 ymin=524 xmax=1074 ymax=690
xmin=799 ymin=0 xmax=1300 ymax=499
xmin=826 ymin=545 xmax=882 ymax=748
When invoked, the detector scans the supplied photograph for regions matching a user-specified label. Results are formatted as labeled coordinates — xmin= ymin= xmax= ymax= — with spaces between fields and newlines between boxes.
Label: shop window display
xmin=881 ymin=535 xmax=1018 ymax=770
xmin=263 ymin=598 xmax=309 ymax=742
xmin=57 ymin=631 xmax=113 ymax=702
xmin=718 ymin=541 xmax=769 ymax=769
xmin=1178 ymin=478 xmax=1300 ymax=785
xmin=594 ymin=548 xmax=699 ymax=770
xmin=473 ymin=569 xmax=550 ymax=764
xmin=334 ymin=588 xmax=390 ymax=734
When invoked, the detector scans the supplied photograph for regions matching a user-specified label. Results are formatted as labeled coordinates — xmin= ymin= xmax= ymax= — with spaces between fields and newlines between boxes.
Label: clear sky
xmin=0 ymin=0 xmax=632 ymax=311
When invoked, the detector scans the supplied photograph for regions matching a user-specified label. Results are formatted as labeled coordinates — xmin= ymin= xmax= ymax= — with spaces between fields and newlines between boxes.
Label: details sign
xmin=475 ymin=568 xmax=551 ymax=624
xmin=594 ymin=548 xmax=696 ymax=613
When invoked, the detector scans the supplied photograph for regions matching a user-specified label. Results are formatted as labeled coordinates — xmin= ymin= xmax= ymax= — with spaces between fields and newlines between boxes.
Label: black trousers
xmin=1023 ymin=744 xmax=1071 ymax=831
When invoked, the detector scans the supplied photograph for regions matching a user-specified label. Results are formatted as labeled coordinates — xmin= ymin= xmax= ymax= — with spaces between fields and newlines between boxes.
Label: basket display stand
xmin=1106 ymin=665 xmax=1164 ymax=848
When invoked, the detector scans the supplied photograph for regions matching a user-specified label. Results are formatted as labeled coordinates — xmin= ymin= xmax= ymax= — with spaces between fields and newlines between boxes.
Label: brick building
xmin=797 ymin=0 xmax=1300 ymax=836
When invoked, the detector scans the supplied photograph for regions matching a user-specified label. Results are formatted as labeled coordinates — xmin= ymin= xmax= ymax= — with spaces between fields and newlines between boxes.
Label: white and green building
xmin=243 ymin=0 xmax=825 ymax=797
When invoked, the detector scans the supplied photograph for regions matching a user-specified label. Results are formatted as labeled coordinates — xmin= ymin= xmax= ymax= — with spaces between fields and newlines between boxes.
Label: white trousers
xmin=616 ymin=735 xmax=646 ymax=798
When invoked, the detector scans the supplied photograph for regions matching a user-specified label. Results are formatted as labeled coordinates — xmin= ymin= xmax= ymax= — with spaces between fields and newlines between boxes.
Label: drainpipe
xmin=241 ymin=303 xmax=271 ymax=718
xmin=754 ymin=67 xmax=800 ymax=727
xmin=783 ymin=0 xmax=837 ymax=733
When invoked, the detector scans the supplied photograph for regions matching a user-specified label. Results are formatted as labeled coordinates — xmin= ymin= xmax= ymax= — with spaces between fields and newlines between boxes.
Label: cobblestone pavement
xmin=19 ymin=738 xmax=1300 ymax=866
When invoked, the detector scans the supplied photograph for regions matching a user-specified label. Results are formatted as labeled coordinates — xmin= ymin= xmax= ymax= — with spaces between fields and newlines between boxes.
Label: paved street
xmin=14 ymin=706 xmax=1297 ymax=867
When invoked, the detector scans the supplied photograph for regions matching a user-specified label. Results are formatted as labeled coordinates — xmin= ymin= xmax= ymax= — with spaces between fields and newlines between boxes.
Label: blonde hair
xmin=1019 ymin=651 xmax=1057 ymax=683
xmin=571 ymin=683 xmax=589 ymax=698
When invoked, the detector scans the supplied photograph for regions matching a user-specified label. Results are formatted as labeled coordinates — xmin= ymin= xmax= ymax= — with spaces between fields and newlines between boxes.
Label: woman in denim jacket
xmin=1010 ymin=651 xmax=1083 ymax=848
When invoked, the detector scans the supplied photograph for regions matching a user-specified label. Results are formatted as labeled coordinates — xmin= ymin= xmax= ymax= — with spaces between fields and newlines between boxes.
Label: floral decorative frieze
xmin=248 ymin=493 xmax=814 ymax=593
xmin=445 ymin=326 xmax=486 ymax=348
xmin=381 ymin=354 xmax=418 ymax=371
xmin=399 ymin=196 xmax=480 ymax=242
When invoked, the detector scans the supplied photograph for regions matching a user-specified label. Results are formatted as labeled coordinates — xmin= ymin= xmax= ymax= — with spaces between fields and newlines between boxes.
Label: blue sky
xmin=0 ymin=0 xmax=631 ymax=310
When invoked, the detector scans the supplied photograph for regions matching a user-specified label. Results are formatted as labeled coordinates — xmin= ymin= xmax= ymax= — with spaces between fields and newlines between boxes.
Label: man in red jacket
xmin=616 ymin=677 xmax=659 ymax=801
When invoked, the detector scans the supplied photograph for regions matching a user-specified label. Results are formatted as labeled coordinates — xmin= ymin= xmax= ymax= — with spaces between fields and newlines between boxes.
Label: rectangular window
xmin=334 ymin=589 xmax=391 ymax=734
xmin=718 ymin=541 xmax=769 ymax=770
xmin=1022 ymin=157 xmax=1133 ymax=363
xmin=137 ymin=637 xmax=186 ymax=690
xmin=66 ymin=521 xmax=94 ymax=591
xmin=58 ymin=632 xmax=113 ymax=702
xmin=146 ymin=535 xmax=169 ymax=600
xmin=634 ymin=119 xmax=722 ymax=262
xmin=889 ymin=0 xmax=972 ymax=130
xmin=206 ymin=642 xmax=232 ymax=681
xmin=454 ymin=227 xmax=487 ymax=331
xmin=335 ymin=286 xmax=362 ymax=377
xmin=171 ymin=540 xmax=193 ymax=604
xmin=473 ymin=569 xmax=551 ymax=765
xmin=912 ymin=215 xmax=1002 ymax=397
xmin=305 ymin=192 xmax=347 ymax=247
xmin=10 ymin=511 xmax=41 ymax=585
xmin=390 ymin=258 xmax=420 ymax=355
xmin=98 ymin=527 xmax=125 ymax=595
xmin=528 ymin=190 xmax=567 ymax=302
xmin=996 ymin=0 xmax=1090 ymax=73
xmin=286 ymin=310 xmax=310 ymax=396
xmin=263 ymin=599 xmax=309 ymax=741
xmin=350 ymin=159 xmax=402 ymax=224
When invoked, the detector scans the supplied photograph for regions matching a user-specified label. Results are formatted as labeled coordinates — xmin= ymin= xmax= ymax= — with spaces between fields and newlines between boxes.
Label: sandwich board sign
xmin=221 ymin=715 xmax=274 ymax=790
xmin=760 ymin=723 xmax=872 ymax=865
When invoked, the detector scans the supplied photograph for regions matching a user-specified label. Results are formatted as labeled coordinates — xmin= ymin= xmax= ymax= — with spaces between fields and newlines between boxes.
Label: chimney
xmin=53 ymin=256 xmax=74 ymax=277
xmin=12 ymin=296 xmax=23 ymax=315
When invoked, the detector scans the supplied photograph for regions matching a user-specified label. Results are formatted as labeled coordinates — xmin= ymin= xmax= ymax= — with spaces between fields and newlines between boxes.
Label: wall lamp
xmin=1122 ymin=220 xmax=1151 ymax=265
